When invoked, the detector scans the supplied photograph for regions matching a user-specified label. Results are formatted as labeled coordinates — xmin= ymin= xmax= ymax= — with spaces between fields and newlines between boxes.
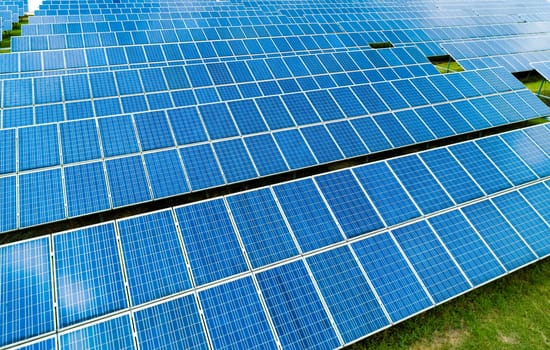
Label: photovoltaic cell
xmin=492 ymin=191 xmax=550 ymax=257
xmin=519 ymin=183 xmax=550 ymax=224
xmin=315 ymin=170 xmax=384 ymax=238
xmin=419 ymin=148 xmax=484 ymax=203
xmin=175 ymin=199 xmax=248 ymax=286
xmin=60 ymin=119 xmax=102 ymax=164
xmin=392 ymin=221 xmax=471 ymax=303
xmin=429 ymin=210 xmax=505 ymax=286
xmin=500 ymin=131 xmax=550 ymax=178
xmin=232 ymin=190 xmax=298 ymax=261
xmin=98 ymin=115 xmax=140 ymax=157
xmin=244 ymin=134 xmax=288 ymax=176
xmin=353 ymin=162 xmax=420 ymax=226
xmin=134 ymin=294 xmax=208 ymax=350
xmin=388 ymin=155 xmax=454 ymax=214
xmin=54 ymin=223 xmax=127 ymax=327
xmin=0 ymin=238 xmax=53 ymax=347
xmin=307 ymin=246 xmax=390 ymax=342
xmin=19 ymin=124 xmax=60 ymax=171
xmin=19 ymin=169 xmax=65 ymax=228
xmin=200 ymin=277 xmax=278 ymax=350
xmin=117 ymin=210 xmax=191 ymax=306
xmin=273 ymin=129 xmax=317 ymax=169
xmin=144 ymin=150 xmax=189 ymax=199
xmin=256 ymin=260 xmax=340 ymax=350
xmin=449 ymin=142 xmax=511 ymax=194
xmin=0 ymin=176 xmax=16 ymax=232
xmin=134 ymin=111 xmax=175 ymax=151
xmin=462 ymin=201 xmax=536 ymax=270
xmin=475 ymin=137 xmax=537 ymax=186
xmin=0 ymin=129 xmax=16 ymax=174
xmin=106 ymin=156 xmax=151 ymax=208
xmin=59 ymin=315 xmax=135 ymax=350
xmin=352 ymin=233 xmax=433 ymax=322
xmin=213 ymin=139 xmax=258 ymax=183
xmin=64 ymin=162 xmax=110 ymax=217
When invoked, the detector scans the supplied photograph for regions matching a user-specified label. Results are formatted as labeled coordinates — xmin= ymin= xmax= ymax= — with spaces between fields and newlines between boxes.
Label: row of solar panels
xmin=0 ymin=114 xmax=548 ymax=236
xmin=0 ymin=42 xmax=429 ymax=79
xmin=1 ymin=54 xmax=540 ymax=127
xmin=2 ymin=125 xmax=548 ymax=348
xmin=23 ymin=13 xmax=550 ymax=39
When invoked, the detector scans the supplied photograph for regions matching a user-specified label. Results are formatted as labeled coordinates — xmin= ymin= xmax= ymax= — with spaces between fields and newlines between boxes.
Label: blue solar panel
xmin=59 ymin=315 xmax=135 ymax=350
xmin=500 ymin=131 xmax=550 ymax=178
xmin=462 ymin=200 xmax=537 ymax=270
xmin=255 ymin=96 xmax=295 ymax=129
xmin=19 ymin=124 xmax=60 ymax=171
xmin=98 ymin=115 xmax=140 ymax=157
xmin=281 ymin=92 xmax=321 ymax=125
xmin=492 ymin=191 xmax=550 ymax=257
xmin=134 ymin=111 xmax=175 ymax=151
xmin=200 ymin=276 xmax=278 ymax=350
xmin=475 ymin=136 xmax=538 ymax=186
xmin=89 ymin=72 xmax=118 ymax=98
xmin=0 ymin=129 xmax=16 ymax=174
xmin=0 ymin=238 xmax=54 ymax=347
xmin=54 ymin=223 xmax=127 ymax=327
xmin=167 ymin=107 xmax=208 ymax=146
xmin=273 ymin=129 xmax=317 ymax=169
xmin=325 ymin=121 xmax=368 ymax=157
xmin=419 ymin=148 xmax=484 ymax=203
xmin=352 ymin=233 xmax=433 ymax=322
xmin=353 ymin=162 xmax=420 ymax=226
xmin=388 ymin=154 xmax=454 ymax=214
xmin=213 ymin=139 xmax=258 ymax=183
xmin=60 ymin=119 xmax=102 ymax=164
xmin=227 ymin=99 xmax=268 ymax=134
xmin=0 ymin=176 xmax=16 ymax=232
xmin=14 ymin=337 xmax=56 ymax=350
xmin=256 ymin=260 xmax=341 ymax=349
xmin=180 ymin=144 xmax=225 ymax=191
xmin=198 ymin=103 xmax=239 ymax=139
xmin=392 ymin=221 xmax=471 ymax=303
xmin=34 ymin=76 xmax=62 ymax=104
xmin=273 ymin=178 xmax=343 ymax=252
xmin=374 ymin=113 xmax=415 ymax=147
xmin=449 ymin=142 xmax=511 ymax=194
xmin=227 ymin=189 xmax=298 ymax=267
xmin=134 ymin=294 xmax=208 ymax=350
xmin=144 ymin=150 xmax=189 ymax=199
xmin=429 ymin=210 xmax=505 ymax=285
xmin=350 ymin=117 xmax=393 ymax=152
xmin=244 ymin=134 xmax=289 ymax=176
xmin=117 ymin=210 xmax=191 ymax=306
xmin=307 ymin=246 xmax=390 ymax=342
xmin=64 ymin=162 xmax=110 ymax=217
xmin=519 ymin=182 xmax=550 ymax=224
xmin=301 ymin=125 xmax=344 ymax=163
xmin=315 ymin=170 xmax=384 ymax=238
xmin=394 ymin=110 xmax=435 ymax=143
xmin=175 ymin=199 xmax=248 ymax=285
xmin=106 ymin=156 xmax=151 ymax=208
xmin=19 ymin=169 xmax=65 ymax=228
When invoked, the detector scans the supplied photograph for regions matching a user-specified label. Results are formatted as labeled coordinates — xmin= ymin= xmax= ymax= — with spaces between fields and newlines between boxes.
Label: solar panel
xmin=134 ymin=294 xmax=208 ymax=350
xmin=54 ymin=223 xmax=127 ymax=327
xmin=1 ymin=0 xmax=550 ymax=348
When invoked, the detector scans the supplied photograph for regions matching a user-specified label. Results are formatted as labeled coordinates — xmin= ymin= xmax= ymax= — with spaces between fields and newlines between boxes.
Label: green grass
xmin=433 ymin=61 xmax=465 ymax=74
xmin=1 ymin=15 xmax=29 ymax=53
xmin=347 ymin=258 xmax=550 ymax=350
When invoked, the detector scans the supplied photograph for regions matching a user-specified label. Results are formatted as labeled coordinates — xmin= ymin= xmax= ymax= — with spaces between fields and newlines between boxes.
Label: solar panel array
xmin=2 ymin=125 xmax=549 ymax=349
xmin=1 ymin=0 xmax=550 ymax=349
